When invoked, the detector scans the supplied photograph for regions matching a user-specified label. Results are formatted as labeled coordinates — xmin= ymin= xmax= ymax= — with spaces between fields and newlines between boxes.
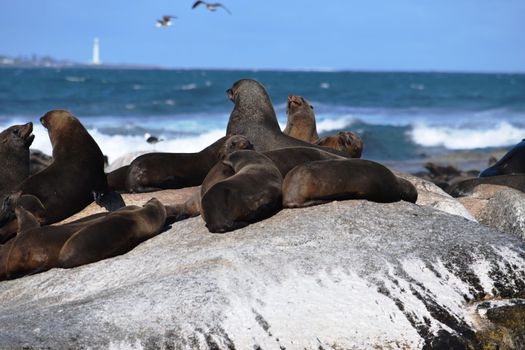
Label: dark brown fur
xmin=0 ymin=198 xmax=166 ymax=281
xmin=0 ymin=111 xmax=111 ymax=242
xmin=315 ymin=131 xmax=363 ymax=158
xmin=282 ymin=159 xmax=418 ymax=208
xmin=447 ymin=174 xmax=525 ymax=197
xmin=0 ymin=123 xmax=34 ymax=196
xmin=200 ymin=150 xmax=283 ymax=233
xmin=226 ymin=79 xmax=351 ymax=157
xmin=109 ymin=135 xmax=254 ymax=193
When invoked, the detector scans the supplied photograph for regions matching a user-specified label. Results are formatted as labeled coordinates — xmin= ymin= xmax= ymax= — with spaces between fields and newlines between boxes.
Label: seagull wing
xmin=216 ymin=3 xmax=231 ymax=14
xmin=192 ymin=1 xmax=206 ymax=9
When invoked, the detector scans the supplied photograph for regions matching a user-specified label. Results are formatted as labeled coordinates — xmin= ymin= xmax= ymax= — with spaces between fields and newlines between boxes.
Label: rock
xmin=1 ymin=200 xmax=524 ymax=349
xmin=459 ymin=184 xmax=525 ymax=241
xmin=396 ymin=172 xmax=476 ymax=221
xmin=106 ymin=151 xmax=151 ymax=172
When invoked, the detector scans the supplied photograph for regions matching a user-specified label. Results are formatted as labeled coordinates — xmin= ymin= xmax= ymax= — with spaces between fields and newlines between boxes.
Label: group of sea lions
xmin=1 ymin=78 xmax=522 ymax=281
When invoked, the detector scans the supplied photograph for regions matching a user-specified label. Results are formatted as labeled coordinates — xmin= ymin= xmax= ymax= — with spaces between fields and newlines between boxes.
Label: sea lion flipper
xmin=93 ymin=191 xmax=126 ymax=212
xmin=14 ymin=206 xmax=40 ymax=233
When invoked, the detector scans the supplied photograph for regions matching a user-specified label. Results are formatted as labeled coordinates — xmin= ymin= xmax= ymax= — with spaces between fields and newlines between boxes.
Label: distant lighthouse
xmin=92 ymin=37 xmax=101 ymax=65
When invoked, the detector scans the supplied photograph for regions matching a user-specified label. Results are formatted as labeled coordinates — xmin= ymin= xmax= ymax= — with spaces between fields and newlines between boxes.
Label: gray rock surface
xmin=1 ymin=199 xmax=524 ymax=349
xmin=396 ymin=172 xmax=476 ymax=221
xmin=459 ymin=184 xmax=525 ymax=241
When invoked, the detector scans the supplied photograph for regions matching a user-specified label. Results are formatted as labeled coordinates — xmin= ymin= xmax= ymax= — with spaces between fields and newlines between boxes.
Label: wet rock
xmin=1 ymin=200 xmax=524 ymax=349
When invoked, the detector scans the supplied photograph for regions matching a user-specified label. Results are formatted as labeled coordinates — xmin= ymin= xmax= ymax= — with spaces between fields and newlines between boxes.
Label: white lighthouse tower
xmin=92 ymin=37 xmax=101 ymax=65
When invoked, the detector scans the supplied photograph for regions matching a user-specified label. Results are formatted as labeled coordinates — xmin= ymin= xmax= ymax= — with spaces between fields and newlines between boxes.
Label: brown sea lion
xmin=0 ymin=110 xmax=118 ymax=242
xmin=315 ymin=131 xmax=363 ymax=158
xmin=110 ymin=134 xmax=254 ymax=193
xmin=0 ymin=122 xmax=34 ymax=196
xmin=226 ymin=79 xmax=351 ymax=157
xmin=164 ymin=144 xmax=344 ymax=223
xmin=447 ymin=175 xmax=525 ymax=197
xmin=1 ymin=198 xmax=167 ymax=281
xmin=282 ymin=159 xmax=418 ymax=208
xmin=58 ymin=198 xmax=167 ymax=268
xmin=200 ymin=150 xmax=282 ymax=233
xmin=283 ymin=94 xmax=363 ymax=157
xmin=283 ymin=95 xmax=319 ymax=143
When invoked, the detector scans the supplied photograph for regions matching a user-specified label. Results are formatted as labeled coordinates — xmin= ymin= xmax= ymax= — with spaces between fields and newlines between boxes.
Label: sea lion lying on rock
xmin=108 ymin=135 xmax=254 ymax=193
xmin=447 ymin=175 xmax=525 ymax=197
xmin=0 ymin=123 xmax=34 ymax=196
xmin=0 ymin=110 xmax=122 ymax=243
xmin=283 ymin=95 xmax=363 ymax=157
xmin=201 ymin=150 xmax=282 ymax=233
xmin=0 ymin=198 xmax=166 ymax=281
xmin=165 ymin=144 xmax=344 ymax=222
xmin=479 ymin=139 xmax=525 ymax=177
xmin=282 ymin=159 xmax=418 ymax=208
xmin=226 ymin=80 xmax=351 ymax=158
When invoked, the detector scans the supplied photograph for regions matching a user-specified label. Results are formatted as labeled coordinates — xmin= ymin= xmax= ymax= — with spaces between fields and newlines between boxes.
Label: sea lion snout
xmin=226 ymin=88 xmax=234 ymax=101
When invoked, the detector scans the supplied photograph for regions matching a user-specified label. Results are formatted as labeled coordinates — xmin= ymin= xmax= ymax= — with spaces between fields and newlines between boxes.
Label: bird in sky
xmin=156 ymin=15 xmax=177 ymax=27
xmin=191 ymin=1 xmax=231 ymax=14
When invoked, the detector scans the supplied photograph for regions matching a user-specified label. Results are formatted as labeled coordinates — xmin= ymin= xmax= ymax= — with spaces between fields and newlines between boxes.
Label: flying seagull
xmin=192 ymin=1 xmax=231 ymax=14
xmin=156 ymin=15 xmax=177 ymax=27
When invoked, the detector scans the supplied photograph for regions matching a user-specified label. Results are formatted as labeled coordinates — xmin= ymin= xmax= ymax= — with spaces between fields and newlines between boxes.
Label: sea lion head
xmin=40 ymin=110 xmax=80 ymax=149
xmin=286 ymin=95 xmax=313 ymax=116
xmin=0 ymin=122 xmax=34 ymax=150
xmin=226 ymin=79 xmax=280 ymax=133
xmin=338 ymin=131 xmax=363 ymax=157
xmin=218 ymin=135 xmax=254 ymax=159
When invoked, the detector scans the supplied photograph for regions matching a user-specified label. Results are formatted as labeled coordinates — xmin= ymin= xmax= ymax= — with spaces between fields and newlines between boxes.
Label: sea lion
xmin=110 ymin=134 xmax=254 ymax=193
xmin=226 ymin=79 xmax=351 ymax=157
xmin=201 ymin=150 xmax=282 ymax=233
xmin=282 ymin=159 xmax=418 ymax=208
xmin=0 ymin=110 xmax=117 ymax=240
xmin=283 ymin=95 xmax=319 ymax=143
xmin=447 ymin=175 xmax=525 ymax=197
xmin=164 ymin=145 xmax=343 ymax=223
xmin=58 ymin=198 xmax=167 ymax=268
xmin=1 ymin=198 xmax=167 ymax=281
xmin=281 ymin=94 xmax=363 ymax=157
xmin=479 ymin=140 xmax=525 ymax=177
xmin=0 ymin=122 xmax=34 ymax=196
xmin=315 ymin=131 xmax=363 ymax=158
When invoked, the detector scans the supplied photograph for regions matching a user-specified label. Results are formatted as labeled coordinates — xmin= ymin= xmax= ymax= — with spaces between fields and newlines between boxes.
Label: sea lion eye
xmin=12 ymin=128 xmax=19 ymax=134
xmin=310 ymin=105 xmax=313 ymax=109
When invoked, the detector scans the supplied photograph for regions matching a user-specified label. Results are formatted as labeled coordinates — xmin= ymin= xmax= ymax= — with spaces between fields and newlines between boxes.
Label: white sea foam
xmin=316 ymin=116 xmax=355 ymax=133
xmin=410 ymin=121 xmax=525 ymax=149
xmin=65 ymin=76 xmax=86 ymax=83
xmin=181 ymin=83 xmax=197 ymax=91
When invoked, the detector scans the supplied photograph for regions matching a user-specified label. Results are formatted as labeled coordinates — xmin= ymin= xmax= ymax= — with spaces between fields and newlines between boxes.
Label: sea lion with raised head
xmin=0 ymin=110 xmax=120 ymax=240
xmin=200 ymin=150 xmax=282 ymax=233
xmin=479 ymin=139 xmax=525 ymax=177
xmin=110 ymin=134 xmax=254 ymax=193
xmin=282 ymin=159 xmax=418 ymax=208
xmin=281 ymin=94 xmax=363 ymax=157
xmin=283 ymin=95 xmax=319 ymax=143
xmin=0 ymin=123 xmax=34 ymax=196
xmin=226 ymin=79 xmax=351 ymax=157
xmin=1 ymin=198 xmax=167 ymax=281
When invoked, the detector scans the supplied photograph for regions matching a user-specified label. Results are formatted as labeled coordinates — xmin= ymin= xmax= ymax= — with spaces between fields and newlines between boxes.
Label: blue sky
xmin=1 ymin=0 xmax=524 ymax=72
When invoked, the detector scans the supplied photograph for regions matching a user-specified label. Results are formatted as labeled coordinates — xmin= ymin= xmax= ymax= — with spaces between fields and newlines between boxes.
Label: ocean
xmin=1 ymin=67 xmax=524 ymax=171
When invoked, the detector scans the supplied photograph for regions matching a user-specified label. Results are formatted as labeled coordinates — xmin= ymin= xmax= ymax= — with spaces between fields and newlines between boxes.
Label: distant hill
xmin=0 ymin=54 xmax=162 ymax=69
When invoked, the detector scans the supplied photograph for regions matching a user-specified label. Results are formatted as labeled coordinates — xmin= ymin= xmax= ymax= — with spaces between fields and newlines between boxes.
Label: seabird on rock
xmin=191 ymin=1 xmax=231 ymax=14
xmin=156 ymin=15 xmax=177 ymax=27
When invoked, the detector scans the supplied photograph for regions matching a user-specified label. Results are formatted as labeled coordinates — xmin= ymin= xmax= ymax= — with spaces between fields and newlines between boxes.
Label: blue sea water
xmin=0 ymin=67 xmax=524 ymax=166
